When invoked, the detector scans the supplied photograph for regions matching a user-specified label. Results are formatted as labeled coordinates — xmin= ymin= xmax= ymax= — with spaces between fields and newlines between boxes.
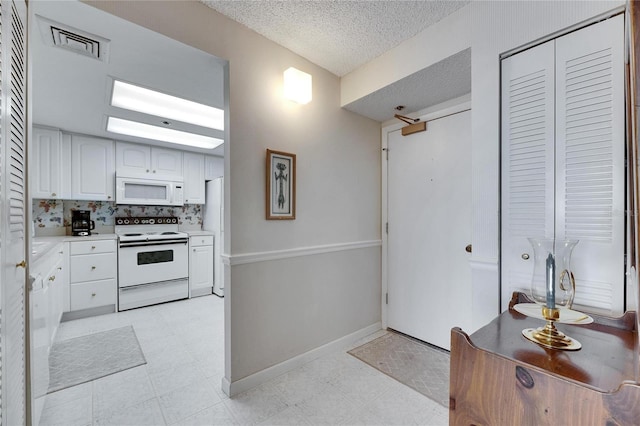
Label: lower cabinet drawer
xmin=70 ymin=279 xmax=116 ymax=311
xmin=70 ymin=253 xmax=116 ymax=282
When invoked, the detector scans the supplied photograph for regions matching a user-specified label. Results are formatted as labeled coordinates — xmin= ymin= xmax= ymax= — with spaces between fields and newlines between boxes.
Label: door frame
xmin=381 ymin=100 xmax=471 ymax=329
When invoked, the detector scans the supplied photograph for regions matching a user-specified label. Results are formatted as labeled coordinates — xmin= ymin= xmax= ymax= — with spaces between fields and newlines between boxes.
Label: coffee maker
xmin=71 ymin=210 xmax=95 ymax=236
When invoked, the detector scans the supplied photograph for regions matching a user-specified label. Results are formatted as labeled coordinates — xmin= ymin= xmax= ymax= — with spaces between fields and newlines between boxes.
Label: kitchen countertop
xmin=186 ymin=230 xmax=214 ymax=236
xmin=32 ymin=234 xmax=118 ymax=262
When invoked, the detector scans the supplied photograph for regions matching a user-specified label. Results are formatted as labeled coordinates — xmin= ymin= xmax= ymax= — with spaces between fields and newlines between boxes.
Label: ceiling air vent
xmin=50 ymin=26 xmax=101 ymax=59
xmin=36 ymin=15 xmax=110 ymax=63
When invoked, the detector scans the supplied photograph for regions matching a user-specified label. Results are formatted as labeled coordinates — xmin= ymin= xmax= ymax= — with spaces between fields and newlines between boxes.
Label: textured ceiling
xmin=202 ymin=0 xmax=469 ymax=77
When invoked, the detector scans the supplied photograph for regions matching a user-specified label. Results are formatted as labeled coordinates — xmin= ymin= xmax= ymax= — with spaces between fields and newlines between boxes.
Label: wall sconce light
xmin=283 ymin=67 xmax=312 ymax=104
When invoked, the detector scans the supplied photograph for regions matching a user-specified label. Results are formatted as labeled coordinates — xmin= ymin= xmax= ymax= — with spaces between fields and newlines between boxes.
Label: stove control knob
xmin=134 ymin=219 xmax=139 ymax=224
xmin=124 ymin=219 xmax=129 ymax=224
xmin=149 ymin=219 xmax=155 ymax=224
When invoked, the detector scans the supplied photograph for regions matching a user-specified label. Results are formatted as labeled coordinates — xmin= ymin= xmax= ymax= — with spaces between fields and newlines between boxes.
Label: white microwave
xmin=115 ymin=174 xmax=184 ymax=206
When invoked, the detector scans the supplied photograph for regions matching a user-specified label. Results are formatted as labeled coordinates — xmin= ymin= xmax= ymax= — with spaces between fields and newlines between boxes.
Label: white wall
xmin=87 ymin=1 xmax=381 ymax=391
xmin=469 ymin=0 xmax=625 ymax=329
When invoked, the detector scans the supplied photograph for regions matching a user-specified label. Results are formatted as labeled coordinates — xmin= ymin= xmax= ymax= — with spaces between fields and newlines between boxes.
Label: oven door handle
xmin=119 ymin=238 xmax=189 ymax=248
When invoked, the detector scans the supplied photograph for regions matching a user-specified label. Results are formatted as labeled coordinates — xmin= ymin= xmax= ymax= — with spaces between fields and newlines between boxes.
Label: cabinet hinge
xmin=385 ymin=293 xmax=389 ymax=304
xmin=383 ymin=147 xmax=389 ymax=160
xmin=385 ymin=222 xmax=389 ymax=234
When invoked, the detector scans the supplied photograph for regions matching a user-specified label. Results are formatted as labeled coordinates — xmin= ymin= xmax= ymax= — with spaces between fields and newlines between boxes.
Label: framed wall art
xmin=266 ymin=149 xmax=296 ymax=220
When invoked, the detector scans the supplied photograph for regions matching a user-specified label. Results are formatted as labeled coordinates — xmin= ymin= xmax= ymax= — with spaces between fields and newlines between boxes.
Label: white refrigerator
xmin=203 ymin=177 xmax=224 ymax=296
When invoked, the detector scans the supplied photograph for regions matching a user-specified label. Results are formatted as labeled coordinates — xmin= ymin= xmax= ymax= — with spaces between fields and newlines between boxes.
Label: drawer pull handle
xmin=521 ymin=253 xmax=530 ymax=260
xmin=57 ymin=267 xmax=62 ymax=271
xmin=91 ymin=293 xmax=96 ymax=297
xmin=48 ymin=276 xmax=55 ymax=281
xmin=91 ymin=246 xmax=96 ymax=249
xmin=91 ymin=266 xmax=96 ymax=270
xmin=51 ymin=192 xmax=57 ymax=197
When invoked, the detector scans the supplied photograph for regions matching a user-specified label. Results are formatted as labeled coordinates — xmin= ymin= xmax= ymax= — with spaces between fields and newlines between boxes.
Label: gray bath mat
xmin=48 ymin=326 xmax=146 ymax=393
xmin=348 ymin=330 xmax=450 ymax=407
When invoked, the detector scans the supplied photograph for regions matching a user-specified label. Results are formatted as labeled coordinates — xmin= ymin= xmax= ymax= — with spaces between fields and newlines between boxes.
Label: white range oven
xmin=115 ymin=217 xmax=189 ymax=310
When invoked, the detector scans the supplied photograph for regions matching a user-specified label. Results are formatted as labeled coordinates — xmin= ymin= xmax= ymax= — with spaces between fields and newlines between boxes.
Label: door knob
xmin=465 ymin=244 xmax=472 ymax=253
xmin=521 ymin=253 xmax=530 ymax=260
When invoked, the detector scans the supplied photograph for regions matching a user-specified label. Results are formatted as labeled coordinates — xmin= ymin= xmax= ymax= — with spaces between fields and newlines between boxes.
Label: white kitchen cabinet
xmin=115 ymin=141 xmax=150 ymax=175
xmin=46 ymin=246 xmax=65 ymax=344
xmin=68 ymin=239 xmax=117 ymax=316
xmin=71 ymin=135 xmax=115 ymax=201
xmin=183 ymin=152 xmax=205 ymax=204
xmin=153 ymin=147 xmax=183 ymax=176
xmin=204 ymin=154 xmax=223 ymax=180
xmin=500 ymin=15 xmax=625 ymax=315
xmin=30 ymin=241 xmax=66 ymax=346
xmin=31 ymin=126 xmax=71 ymax=199
xmin=29 ymin=238 xmax=66 ymax=420
xmin=189 ymin=235 xmax=213 ymax=297
xmin=116 ymin=141 xmax=183 ymax=177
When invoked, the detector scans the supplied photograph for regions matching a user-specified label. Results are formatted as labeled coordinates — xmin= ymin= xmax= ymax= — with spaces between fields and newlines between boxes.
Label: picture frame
xmin=266 ymin=149 xmax=296 ymax=220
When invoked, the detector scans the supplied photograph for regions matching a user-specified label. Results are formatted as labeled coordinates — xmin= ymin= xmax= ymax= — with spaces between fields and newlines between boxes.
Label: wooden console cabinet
xmin=449 ymin=293 xmax=640 ymax=425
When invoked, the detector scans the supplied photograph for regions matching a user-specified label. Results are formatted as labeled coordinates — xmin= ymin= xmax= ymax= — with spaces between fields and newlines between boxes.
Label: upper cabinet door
xmin=151 ymin=147 xmax=182 ymax=177
xmin=555 ymin=14 xmax=625 ymax=314
xmin=183 ymin=152 xmax=205 ymax=204
xmin=31 ymin=127 xmax=71 ymax=199
xmin=115 ymin=142 xmax=151 ymax=175
xmin=500 ymin=39 xmax=556 ymax=302
xmin=115 ymin=142 xmax=182 ymax=177
xmin=71 ymin=135 xmax=115 ymax=201
xmin=204 ymin=155 xmax=223 ymax=180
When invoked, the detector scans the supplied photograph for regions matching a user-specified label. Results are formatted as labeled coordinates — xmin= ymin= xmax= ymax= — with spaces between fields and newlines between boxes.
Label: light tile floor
xmin=39 ymin=295 xmax=449 ymax=426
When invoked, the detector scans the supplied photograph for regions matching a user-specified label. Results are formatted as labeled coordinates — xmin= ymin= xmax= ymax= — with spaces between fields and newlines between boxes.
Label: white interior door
xmin=0 ymin=0 xmax=28 ymax=424
xmin=387 ymin=109 xmax=472 ymax=350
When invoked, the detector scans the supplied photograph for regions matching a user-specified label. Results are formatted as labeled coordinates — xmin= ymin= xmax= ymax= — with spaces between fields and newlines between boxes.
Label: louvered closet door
xmin=0 ymin=0 xmax=28 ymax=425
xmin=500 ymin=40 xmax=555 ymax=309
xmin=555 ymin=14 xmax=625 ymax=315
xmin=501 ymin=15 xmax=625 ymax=315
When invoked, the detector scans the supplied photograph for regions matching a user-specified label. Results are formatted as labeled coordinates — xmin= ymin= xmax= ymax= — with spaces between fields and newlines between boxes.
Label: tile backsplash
xmin=34 ymin=199 xmax=202 ymax=229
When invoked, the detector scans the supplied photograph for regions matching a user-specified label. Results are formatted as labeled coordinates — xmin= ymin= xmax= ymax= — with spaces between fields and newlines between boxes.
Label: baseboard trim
xmin=221 ymin=321 xmax=382 ymax=397
xmin=221 ymin=240 xmax=382 ymax=266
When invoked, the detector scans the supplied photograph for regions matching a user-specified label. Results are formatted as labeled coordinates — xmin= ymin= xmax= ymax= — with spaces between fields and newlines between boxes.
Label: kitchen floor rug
xmin=348 ymin=330 xmax=450 ymax=407
xmin=48 ymin=325 xmax=146 ymax=393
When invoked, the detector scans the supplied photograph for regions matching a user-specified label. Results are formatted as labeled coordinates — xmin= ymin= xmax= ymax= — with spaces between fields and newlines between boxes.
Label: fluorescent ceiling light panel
xmin=107 ymin=117 xmax=223 ymax=150
xmin=284 ymin=67 xmax=312 ymax=104
xmin=111 ymin=80 xmax=224 ymax=130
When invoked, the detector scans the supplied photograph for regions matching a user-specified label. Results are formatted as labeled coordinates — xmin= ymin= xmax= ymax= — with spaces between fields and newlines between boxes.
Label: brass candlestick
xmin=522 ymin=306 xmax=581 ymax=351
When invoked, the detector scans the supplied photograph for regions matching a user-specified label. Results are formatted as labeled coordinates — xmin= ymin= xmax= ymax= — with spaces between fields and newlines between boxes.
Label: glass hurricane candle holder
xmin=528 ymin=238 xmax=578 ymax=310
xmin=523 ymin=238 xmax=581 ymax=350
